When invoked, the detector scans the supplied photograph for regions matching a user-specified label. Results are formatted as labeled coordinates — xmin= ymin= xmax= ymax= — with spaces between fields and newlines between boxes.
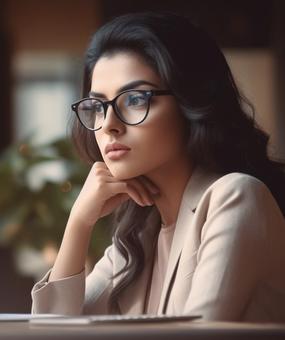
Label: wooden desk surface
xmin=0 ymin=321 xmax=285 ymax=340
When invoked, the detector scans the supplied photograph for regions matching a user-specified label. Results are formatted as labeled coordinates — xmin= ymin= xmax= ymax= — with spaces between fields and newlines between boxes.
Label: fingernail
xmin=150 ymin=188 xmax=160 ymax=195
xmin=147 ymin=199 xmax=154 ymax=206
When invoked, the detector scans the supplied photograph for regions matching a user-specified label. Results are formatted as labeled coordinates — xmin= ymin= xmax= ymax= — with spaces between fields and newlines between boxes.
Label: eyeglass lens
xmin=77 ymin=90 xmax=149 ymax=130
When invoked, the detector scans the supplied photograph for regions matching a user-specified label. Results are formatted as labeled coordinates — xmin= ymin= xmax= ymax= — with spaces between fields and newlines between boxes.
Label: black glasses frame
xmin=71 ymin=89 xmax=173 ymax=131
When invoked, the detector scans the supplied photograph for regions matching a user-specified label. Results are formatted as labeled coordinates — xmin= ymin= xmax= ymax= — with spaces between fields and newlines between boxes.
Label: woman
xmin=31 ymin=12 xmax=285 ymax=322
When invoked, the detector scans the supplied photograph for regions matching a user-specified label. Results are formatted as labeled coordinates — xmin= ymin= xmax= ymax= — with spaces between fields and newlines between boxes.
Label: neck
xmin=145 ymin=156 xmax=193 ymax=227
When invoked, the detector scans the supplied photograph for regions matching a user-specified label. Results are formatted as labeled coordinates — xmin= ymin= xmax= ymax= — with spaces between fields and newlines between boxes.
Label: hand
xmin=69 ymin=162 xmax=160 ymax=229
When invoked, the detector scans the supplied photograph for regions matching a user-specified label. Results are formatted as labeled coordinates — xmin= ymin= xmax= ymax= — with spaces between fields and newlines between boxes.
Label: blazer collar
xmin=185 ymin=165 xmax=222 ymax=212
xmin=158 ymin=165 xmax=222 ymax=314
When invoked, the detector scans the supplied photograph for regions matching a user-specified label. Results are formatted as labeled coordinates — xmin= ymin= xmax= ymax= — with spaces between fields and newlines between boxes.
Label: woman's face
xmin=91 ymin=52 xmax=188 ymax=180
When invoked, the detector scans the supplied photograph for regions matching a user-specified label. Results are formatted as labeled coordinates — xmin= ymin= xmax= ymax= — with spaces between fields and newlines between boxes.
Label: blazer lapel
xmin=157 ymin=166 xmax=222 ymax=314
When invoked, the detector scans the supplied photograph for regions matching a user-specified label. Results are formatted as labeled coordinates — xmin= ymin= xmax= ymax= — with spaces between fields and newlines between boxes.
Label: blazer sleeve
xmin=183 ymin=173 xmax=280 ymax=320
xmin=31 ymin=244 xmax=114 ymax=315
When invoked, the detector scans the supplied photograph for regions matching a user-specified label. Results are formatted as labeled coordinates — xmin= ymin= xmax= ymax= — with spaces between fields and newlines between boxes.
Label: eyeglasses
xmin=71 ymin=89 xmax=173 ymax=131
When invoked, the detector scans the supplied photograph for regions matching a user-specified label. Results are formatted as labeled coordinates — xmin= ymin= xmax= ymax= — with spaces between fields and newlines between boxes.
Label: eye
xmin=94 ymin=102 xmax=104 ymax=113
xmin=82 ymin=99 xmax=103 ymax=114
xmin=126 ymin=93 xmax=147 ymax=107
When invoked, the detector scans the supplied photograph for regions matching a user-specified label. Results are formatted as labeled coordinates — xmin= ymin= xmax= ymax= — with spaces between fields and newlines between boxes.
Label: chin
xmin=109 ymin=165 xmax=135 ymax=180
xmin=107 ymin=163 xmax=143 ymax=181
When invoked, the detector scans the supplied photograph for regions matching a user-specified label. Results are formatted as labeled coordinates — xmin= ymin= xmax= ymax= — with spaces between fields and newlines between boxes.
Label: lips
xmin=105 ymin=142 xmax=131 ymax=155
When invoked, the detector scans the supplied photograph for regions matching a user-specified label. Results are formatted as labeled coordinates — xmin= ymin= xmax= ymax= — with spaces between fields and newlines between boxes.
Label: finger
xmin=99 ymin=177 xmax=151 ymax=206
xmin=138 ymin=176 xmax=160 ymax=196
xmin=111 ymin=193 xmax=130 ymax=207
xmin=109 ymin=182 xmax=146 ymax=206
xmin=99 ymin=175 xmax=127 ymax=183
xmin=125 ymin=178 xmax=154 ymax=206
xmin=93 ymin=167 xmax=114 ymax=178
xmin=91 ymin=162 xmax=114 ymax=178
xmin=93 ymin=161 xmax=108 ymax=169
xmin=101 ymin=193 xmax=130 ymax=216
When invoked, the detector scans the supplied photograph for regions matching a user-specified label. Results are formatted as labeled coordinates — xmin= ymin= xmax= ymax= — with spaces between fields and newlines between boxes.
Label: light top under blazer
xmin=31 ymin=166 xmax=285 ymax=322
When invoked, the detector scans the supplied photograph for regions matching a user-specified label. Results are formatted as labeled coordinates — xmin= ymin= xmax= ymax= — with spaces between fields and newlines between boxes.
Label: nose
xmin=101 ymin=103 xmax=125 ymax=135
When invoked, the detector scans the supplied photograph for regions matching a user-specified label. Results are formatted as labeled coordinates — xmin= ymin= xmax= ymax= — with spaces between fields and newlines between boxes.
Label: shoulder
xmin=211 ymin=172 xmax=266 ymax=190
xmin=183 ymin=167 xmax=274 ymax=215
xmin=204 ymin=172 xmax=272 ymax=207
xmin=191 ymin=171 xmax=283 ymax=231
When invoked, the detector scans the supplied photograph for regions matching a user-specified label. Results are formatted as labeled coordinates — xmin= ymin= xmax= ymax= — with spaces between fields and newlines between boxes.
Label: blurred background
xmin=0 ymin=0 xmax=284 ymax=312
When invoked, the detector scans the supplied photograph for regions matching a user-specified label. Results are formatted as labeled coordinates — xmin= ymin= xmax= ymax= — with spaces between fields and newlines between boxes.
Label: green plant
xmin=0 ymin=137 xmax=111 ymax=262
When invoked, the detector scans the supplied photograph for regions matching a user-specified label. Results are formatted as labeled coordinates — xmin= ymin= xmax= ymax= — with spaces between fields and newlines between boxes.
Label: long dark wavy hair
xmin=71 ymin=11 xmax=285 ymax=311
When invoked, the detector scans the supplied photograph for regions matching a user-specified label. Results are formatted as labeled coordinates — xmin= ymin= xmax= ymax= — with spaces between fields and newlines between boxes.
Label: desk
xmin=0 ymin=321 xmax=285 ymax=340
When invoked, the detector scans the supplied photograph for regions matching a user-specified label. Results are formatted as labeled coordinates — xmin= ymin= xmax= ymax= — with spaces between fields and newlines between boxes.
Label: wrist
xmin=67 ymin=211 xmax=96 ymax=234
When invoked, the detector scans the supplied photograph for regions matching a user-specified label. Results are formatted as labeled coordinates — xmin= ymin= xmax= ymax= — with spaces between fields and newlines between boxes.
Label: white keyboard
xmin=29 ymin=314 xmax=201 ymax=325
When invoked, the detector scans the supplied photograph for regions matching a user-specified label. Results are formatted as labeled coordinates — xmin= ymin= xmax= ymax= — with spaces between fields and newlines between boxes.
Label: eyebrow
xmin=89 ymin=80 xmax=159 ymax=98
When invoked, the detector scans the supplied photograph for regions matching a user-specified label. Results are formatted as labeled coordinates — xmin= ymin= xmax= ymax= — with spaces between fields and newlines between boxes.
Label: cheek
xmin=146 ymin=123 xmax=185 ymax=161
xmin=135 ymin=114 xmax=187 ymax=171
xmin=146 ymin=107 xmax=187 ymax=154
xmin=94 ymin=132 xmax=104 ymax=155
xmin=94 ymin=108 xmax=188 ymax=180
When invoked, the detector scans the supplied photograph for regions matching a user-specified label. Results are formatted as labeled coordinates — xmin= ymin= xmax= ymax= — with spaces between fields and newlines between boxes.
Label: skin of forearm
xmin=49 ymin=217 xmax=94 ymax=282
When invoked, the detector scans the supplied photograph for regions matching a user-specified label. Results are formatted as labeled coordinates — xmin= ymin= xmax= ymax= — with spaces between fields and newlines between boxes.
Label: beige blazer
xmin=32 ymin=166 xmax=285 ymax=322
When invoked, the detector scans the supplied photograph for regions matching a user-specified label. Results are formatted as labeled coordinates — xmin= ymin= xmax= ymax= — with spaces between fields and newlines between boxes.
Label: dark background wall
xmin=0 ymin=2 xmax=12 ymax=153
xmin=1 ymin=0 xmax=285 ymax=154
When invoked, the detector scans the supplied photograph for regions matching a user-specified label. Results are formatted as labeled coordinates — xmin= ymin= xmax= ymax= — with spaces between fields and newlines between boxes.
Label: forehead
xmin=91 ymin=52 xmax=163 ymax=95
